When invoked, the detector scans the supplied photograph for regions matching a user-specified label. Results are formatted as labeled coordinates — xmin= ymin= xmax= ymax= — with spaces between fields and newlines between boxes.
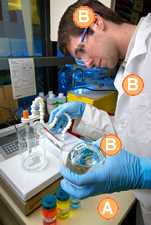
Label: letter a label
xmin=97 ymin=197 xmax=119 ymax=220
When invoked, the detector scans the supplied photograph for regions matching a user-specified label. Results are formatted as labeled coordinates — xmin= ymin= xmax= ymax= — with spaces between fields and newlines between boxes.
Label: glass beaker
xmin=65 ymin=142 xmax=105 ymax=174
xmin=17 ymin=122 xmax=48 ymax=171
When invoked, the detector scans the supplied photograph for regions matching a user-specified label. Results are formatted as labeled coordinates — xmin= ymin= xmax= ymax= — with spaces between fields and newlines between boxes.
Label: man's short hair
xmin=58 ymin=0 xmax=124 ymax=55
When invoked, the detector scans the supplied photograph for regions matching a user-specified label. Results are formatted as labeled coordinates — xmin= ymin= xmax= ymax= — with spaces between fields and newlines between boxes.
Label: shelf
xmin=0 ymin=56 xmax=74 ymax=71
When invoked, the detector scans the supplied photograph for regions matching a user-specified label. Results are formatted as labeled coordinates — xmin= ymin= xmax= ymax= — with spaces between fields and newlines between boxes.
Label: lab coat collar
xmin=114 ymin=14 xmax=151 ymax=98
xmin=125 ymin=13 xmax=151 ymax=66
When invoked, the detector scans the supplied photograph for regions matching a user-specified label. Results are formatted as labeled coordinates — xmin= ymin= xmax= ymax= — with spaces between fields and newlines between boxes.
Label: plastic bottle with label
xmin=41 ymin=194 xmax=57 ymax=225
xmin=47 ymin=91 xmax=57 ymax=114
xmin=56 ymin=187 xmax=70 ymax=219
xmin=57 ymin=93 xmax=66 ymax=106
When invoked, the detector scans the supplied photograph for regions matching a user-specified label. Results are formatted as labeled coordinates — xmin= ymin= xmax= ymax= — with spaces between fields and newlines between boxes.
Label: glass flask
xmin=17 ymin=122 xmax=48 ymax=171
xmin=65 ymin=142 xmax=105 ymax=174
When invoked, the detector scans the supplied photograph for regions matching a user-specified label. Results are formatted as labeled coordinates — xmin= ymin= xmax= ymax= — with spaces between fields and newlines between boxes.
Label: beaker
xmin=17 ymin=122 xmax=48 ymax=171
xmin=65 ymin=142 xmax=105 ymax=174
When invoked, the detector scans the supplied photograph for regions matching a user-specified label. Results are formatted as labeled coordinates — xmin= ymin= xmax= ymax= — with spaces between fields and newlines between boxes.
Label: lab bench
xmin=0 ymin=184 xmax=136 ymax=225
xmin=0 ymin=129 xmax=136 ymax=225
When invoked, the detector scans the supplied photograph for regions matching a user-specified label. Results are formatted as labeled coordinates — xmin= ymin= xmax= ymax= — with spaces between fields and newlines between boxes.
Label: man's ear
xmin=90 ymin=15 xmax=105 ymax=32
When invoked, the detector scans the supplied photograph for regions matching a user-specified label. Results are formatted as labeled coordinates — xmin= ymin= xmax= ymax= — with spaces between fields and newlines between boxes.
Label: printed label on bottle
xmin=43 ymin=216 xmax=56 ymax=223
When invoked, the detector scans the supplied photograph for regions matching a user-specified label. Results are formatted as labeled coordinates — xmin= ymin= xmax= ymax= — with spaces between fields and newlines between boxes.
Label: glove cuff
xmin=139 ymin=157 xmax=151 ymax=189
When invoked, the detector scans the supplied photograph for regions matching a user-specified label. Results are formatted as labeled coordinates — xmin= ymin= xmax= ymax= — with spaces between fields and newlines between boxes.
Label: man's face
xmin=67 ymin=21 xmax=121 ymax=69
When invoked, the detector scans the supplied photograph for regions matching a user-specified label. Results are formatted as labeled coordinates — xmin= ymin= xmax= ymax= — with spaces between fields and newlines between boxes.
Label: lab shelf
xmin=0 ymin=56 xmax=74 ymax=71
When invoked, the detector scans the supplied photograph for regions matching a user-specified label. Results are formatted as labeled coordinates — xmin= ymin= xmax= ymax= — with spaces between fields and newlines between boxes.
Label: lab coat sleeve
xmin=72 ymin=104 xmax=115 ymax=140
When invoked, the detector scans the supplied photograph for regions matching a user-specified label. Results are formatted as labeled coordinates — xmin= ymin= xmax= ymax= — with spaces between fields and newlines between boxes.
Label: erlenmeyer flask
xmin=17 ymin=122 xmax=48 ymax=171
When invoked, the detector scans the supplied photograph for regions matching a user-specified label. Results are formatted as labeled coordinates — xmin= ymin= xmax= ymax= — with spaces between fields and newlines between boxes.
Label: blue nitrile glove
xmin=50 ymin=113 xmax=69 ymax=134
xmin=60 ymin=148 xmax=151 ymax=199
xmin=48 ymin=102 xmax=86 ymax=133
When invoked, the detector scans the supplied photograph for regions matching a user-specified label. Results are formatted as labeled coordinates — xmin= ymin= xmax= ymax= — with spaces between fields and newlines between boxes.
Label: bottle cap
xmin=48 ymin=91 xmax=53 ymax=95
xmin=41 ymin=195 xmax=57 ymax=209
xmin=39 ymin=92 xmax=44 ymax=97
xmin=56 ymin=187 xmax=70 ymax=201
xmin=58 ymin=93 xmax=64 ymax=98
xmin=23 ymin=110 xmax=29 ymax=119
xmin=48 ymin=91 xmax=55 ymax=98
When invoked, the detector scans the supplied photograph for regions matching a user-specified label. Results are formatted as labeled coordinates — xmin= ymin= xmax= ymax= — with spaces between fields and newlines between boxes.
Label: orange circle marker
xmin=97 ymin=196 xmax=119 ymax=220
xmin=73 ymin=6 xmax=95 ymax=28
xmin=122 ymin=74 xmax=144 ymax=96
xmin=100 ymin=134 xmax=122 ymax=156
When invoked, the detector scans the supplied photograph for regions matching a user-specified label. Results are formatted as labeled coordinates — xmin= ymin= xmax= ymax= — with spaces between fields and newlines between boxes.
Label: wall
xmin=50 ymin=0 xmax=115 ymax=41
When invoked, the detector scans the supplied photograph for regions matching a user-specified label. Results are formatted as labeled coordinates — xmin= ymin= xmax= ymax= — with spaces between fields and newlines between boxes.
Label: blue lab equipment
xmin=72 ymin=67 xmax=111 ymax=90
xmin=58 ymin=64 xmax=114 ymax=95
xmin=58 ymin=64 xmax=73 ymax=95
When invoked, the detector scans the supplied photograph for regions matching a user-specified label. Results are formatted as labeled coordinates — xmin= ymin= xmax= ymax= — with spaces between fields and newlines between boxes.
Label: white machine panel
xmin=0 ymin=132 xmax=82 ymax=201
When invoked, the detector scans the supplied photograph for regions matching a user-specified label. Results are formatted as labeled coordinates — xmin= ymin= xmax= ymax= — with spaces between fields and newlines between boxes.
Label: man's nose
xmin=84 ymin=58 xmax=94 ymax=68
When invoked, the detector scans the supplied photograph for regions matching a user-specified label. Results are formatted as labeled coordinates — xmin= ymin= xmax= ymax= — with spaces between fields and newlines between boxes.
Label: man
xmin=49 ymin=1 xmax=151 ymax=224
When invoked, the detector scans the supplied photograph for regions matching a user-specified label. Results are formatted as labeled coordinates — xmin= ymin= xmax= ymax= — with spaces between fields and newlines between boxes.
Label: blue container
xmin=72 ymin=68 xmax=84 ymax=88
xmin=58 ymin=65 xmax=73 ymax=95
xmin=83 ymin=67 xmax=109 ymax=88
xmin=58 ymin=65 xmax=114 ymax=95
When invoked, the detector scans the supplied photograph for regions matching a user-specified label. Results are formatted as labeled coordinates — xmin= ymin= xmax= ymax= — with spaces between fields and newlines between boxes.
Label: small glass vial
xmin=41 ymin=195 xmax=57 ymax=225
xmin=70 ymin=196 xmax=81 ymax=209
xmin=56 ymin=187 xmax=70 ymax=219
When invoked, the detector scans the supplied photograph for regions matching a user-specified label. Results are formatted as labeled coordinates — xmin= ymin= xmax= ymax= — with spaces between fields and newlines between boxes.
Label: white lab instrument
xmin=0 ymin=132 xmax=82 ymax=215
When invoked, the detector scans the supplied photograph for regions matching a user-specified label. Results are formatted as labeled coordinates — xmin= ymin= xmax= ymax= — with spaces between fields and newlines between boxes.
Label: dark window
xmin=0 ymin=0 xmax=43 ymax=57
xmin=0 ymin=0 xmax=3 ymax=21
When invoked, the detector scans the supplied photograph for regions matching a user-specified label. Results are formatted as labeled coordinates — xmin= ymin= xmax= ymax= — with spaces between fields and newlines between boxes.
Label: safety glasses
xmin=75 ymin=27 xmax=89 ymax=66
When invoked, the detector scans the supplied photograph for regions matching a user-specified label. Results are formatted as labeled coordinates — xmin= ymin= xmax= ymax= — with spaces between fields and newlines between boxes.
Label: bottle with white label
xmin=57 ymin=93 xmax=66 ymax=106
xmin=47 ymin=91 xmax=57 ymax=114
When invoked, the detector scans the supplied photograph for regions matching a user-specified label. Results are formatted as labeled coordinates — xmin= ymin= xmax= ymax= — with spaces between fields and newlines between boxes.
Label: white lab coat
xmin=72 ymin=14 xmax=151 ymax=225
